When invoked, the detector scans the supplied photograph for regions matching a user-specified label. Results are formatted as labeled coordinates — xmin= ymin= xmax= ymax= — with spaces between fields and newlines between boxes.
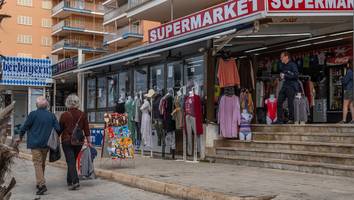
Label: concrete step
xmin=215 ymin=147 xmax=354 ymax=166
xmin=251 ymin=124 xmax=354 ymax=133
xmin=213 ymin=140 xmax=354 ymax=154
xmin=206 ymin=154 xmax=354 ymax=177
xmin=253 ymin=132 xmax=354 ymax=144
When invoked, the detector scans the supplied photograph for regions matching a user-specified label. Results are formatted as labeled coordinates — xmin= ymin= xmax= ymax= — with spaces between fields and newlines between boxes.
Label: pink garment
xmin=218 ymin=95 xmax=241 ymax=138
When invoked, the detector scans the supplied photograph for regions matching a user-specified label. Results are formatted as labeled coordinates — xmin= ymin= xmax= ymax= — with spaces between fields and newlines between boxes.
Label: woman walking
xmin=341 ymin=60 xmax=354 ymax=123
xmin=59 ymin=94 xmax=91 ymax=190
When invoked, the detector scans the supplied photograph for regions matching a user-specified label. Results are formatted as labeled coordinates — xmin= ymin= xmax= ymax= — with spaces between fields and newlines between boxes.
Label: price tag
xmin=157 ymin=69 xmax=161 ymax=76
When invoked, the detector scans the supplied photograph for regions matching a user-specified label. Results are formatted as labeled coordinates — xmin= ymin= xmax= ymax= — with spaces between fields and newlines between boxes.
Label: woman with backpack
xmin=60 ymin=94 xmax=91 ymax=190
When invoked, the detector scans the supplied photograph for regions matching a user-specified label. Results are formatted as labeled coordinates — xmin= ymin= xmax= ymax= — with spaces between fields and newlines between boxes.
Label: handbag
xmin=69 ymin=112 xmax=85 ymax=146
xmin=49 ymin=146 xmax=61 ymax=162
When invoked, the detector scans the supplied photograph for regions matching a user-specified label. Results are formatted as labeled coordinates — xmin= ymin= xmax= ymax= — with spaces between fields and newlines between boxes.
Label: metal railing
xmin=104 ymin=3 xmax=128 ymax=23
xmin=128 ymin=0 xmax=150 ymax=9
xmin=53 ymin=39 xmax=107 ymax=51
xmin=52 ymin=0 xmax=105 ymax=15
xmin=52 ymin=19 xmax=104 ymax=33
xmin=104 ymin=24 xmax=142 ymax=44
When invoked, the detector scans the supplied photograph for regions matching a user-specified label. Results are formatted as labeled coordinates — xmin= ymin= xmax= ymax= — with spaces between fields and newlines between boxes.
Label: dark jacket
xmin=59 ymin=108 xmax=90 ymax=145
xmin=342 ymin=69 xmax=353 ymax=91
xmin=20 ymin=108 xmax=60 ymax=149
xmin=281 ymin=61 xmax=299 ymax=89
xmin=162 ymin=95 xmax=176 ymax=132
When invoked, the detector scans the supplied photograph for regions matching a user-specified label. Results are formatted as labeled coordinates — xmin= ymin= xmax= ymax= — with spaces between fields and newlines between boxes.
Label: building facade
xmin=0 ymin=0 xmax=53 ymax=58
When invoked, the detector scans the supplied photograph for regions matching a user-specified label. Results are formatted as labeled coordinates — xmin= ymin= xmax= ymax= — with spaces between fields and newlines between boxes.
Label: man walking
xmin=274 ymin=51 xmax=299 ymax=124
xmin=18 ymin=96 xmax=61 ymax=195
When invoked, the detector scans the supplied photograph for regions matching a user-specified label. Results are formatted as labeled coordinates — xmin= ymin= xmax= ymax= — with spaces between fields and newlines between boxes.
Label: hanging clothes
xmin=265 ymin=98 xmax=277 ymax=124
xmin=218 ymin=95 xmax=241 ymax=138
xmin=240 ymin=90 xmax=254 ymax=114
xmin=153 ymin=94 xmax=163 ymax=120
xmin=140 ymin=100 xmax=152 ymax=147
xmin=125 ymin=99 xmax=136 ymax=142
xmin=184 ymin=95 xmax=203 ymax=135
xmin=115 ymin=102 xmax=125 ymax=114
xmin=172 ymin=95 xmax=183 ymax=130
xmin=134 ymin=98 xmax=142 ymax=123
xmin=294 ymin=96 xmax=310 ymax=123
xmin=304 ymin=80 xmax=315 ymax=107
xmin=161 ymin=94 xmax=176 ymax=132
xmin=217 ymin=58 xmax=240 ymax=88
xmin=256 ymin=81 xmax=264 ymax=108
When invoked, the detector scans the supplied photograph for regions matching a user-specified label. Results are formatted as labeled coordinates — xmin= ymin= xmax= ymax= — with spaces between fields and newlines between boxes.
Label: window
xmin=87 ymin=78 xmax=96 ymax=109
xmin=17 ymin=16 xmax=32 ymax=26
xmin=17 ymin=0 xmax=32 ymax=7
xmin=108 ymin=74 xmax=118 ymax=107
xmin=41 ymin=18 xmax=52 ymax=28
xmin=134 ymin=67 xmax=148 ymax=94
xmin=184 ymin=56 xmax=205 ymax=96
xmin=167 ymin=62 xmax=183 ymax=91
xmin=97 ymin=77 xmax=107 ymax=108
xmin=42 ymin=0 xmax=52 ymax=9
xmin=119 ymin=72 xmax=130 ymax=100
xmin=17 ymin=53 xmax=32 ymax=58
xmin=150 ymin=65 xmax=164 ymax=92
xmin=41 ymin=37 xmax=52 ymax=46
xmin=17 ymin=34 xmax=32 ymax=44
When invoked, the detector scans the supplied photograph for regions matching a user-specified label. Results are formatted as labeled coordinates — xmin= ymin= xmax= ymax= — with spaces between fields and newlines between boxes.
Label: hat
xmin=144 ymin=89 xmax=156 ymax=98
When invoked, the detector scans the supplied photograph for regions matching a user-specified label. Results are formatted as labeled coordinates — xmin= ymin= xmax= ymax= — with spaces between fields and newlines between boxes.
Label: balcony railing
xmin=104 ymin=3 xmax=128 ymax=23
xmin=128 ymin=0 xmax=150 ymax=9
xmin=104 ymin=24 xmax=142 ymax=44
xmin=52 ymin=0 xmax=105 ymax=15
xmin=52 ymin=20 xmax=104 ymax=33
xmin=53 ymin=39 xmax=107 ymax=51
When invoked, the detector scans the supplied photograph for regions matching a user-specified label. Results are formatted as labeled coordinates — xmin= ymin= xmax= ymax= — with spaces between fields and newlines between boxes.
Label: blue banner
xmin=0 ymin=57 xmax=52 ymax=87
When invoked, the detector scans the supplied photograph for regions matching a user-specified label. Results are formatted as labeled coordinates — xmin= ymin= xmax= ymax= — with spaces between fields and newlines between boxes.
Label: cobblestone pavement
xmin=10 ymin=159 xmax=177 ymax=200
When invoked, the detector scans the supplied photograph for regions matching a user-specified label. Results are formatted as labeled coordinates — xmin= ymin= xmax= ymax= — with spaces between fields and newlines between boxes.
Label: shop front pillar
xmin=205 ymin=40 xmax=215 ymax=122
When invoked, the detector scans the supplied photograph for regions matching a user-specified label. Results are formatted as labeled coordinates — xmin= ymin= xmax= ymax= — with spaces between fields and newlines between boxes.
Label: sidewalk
xmin=19 ymin=145 xmax=354 ymax=200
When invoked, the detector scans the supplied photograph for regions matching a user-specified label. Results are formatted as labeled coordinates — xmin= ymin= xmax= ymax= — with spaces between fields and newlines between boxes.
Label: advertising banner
xmin=268 ymin=0 xmax=353 ymax=12
xmin=149 ymin=0 xmax=265 ymax=43
xmin=0 ymin=57 xmax=52 ymax=87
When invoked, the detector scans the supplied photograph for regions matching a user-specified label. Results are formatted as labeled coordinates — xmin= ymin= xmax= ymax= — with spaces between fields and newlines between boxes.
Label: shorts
xmin=344 ymin=90 xmax=353 ymax=100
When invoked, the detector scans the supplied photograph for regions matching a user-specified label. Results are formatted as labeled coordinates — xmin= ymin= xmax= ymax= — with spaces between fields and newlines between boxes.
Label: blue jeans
xmin=62 ymin=144 xmax=82 ymax=185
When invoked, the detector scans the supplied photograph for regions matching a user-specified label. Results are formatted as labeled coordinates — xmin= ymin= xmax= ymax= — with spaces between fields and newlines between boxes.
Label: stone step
xmin=215 ymin=147 xmax=354 ymax=166
xmin=206 ymin=154 xmax=354 ymax=177
xmin=251 ymin=124 xmax=354 ymax=133
xmin=214 ymin=140 xmax=354 ymax=154
xmin=253 ymin=132 xmax=354 ymax=144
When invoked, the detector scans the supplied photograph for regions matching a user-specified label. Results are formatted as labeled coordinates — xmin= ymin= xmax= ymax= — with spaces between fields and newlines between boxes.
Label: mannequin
xmin=265 ymin=94 xmax=277 ymax=125
xmin=160 ymin=88 xmax=176 ymax=159
xmin=184 ymin=87 xmax=203 ymax=159
xmin=134 ymin=93 xmax=142 ymax=148
xmin=239 ymin=109 xmax=253 ymax=141
xmin=140 ymin=96 xmax=153 ymax=157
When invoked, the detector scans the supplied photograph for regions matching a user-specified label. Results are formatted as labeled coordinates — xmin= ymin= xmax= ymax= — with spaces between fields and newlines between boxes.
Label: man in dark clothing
xmin=274 ymin=52 xmax=299 ymax=124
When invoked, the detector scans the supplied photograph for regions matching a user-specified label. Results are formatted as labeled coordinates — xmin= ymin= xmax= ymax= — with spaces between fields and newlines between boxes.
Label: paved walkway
xmin=11 ymin=159 xmax=176 ymax=200
xmin=96 ymin=156 xmax=354 ymax=200
xmin=19 ymin=144 xmax=354 ymax=200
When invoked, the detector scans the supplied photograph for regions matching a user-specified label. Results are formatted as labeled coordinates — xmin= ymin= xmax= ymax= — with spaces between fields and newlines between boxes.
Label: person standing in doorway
xmin=274 ymin=51 xmax=299 ymax=124
xmin=340 ymin=60 xmax=354 ymax=123
xmin=18 ymin=96 xmax=61 ymax=195
xmin=59 ymin=94 xmax=91 ymax=190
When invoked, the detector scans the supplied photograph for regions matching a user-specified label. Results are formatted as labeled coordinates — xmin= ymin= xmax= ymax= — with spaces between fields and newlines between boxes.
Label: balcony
xmin=52 ymin=20 xmax=105 ymax=36
xmin=128 ymin=0 xmax=150 ymax=9
xmin=52 ymin=0 xmax=105 ymax=18
xmin=52 ymin=39 xmax=107 ymax=54
xmin=104 ymin=24 xmax=143 ymax=47
xmin=103 ymin=3 xmax=129 ymax=26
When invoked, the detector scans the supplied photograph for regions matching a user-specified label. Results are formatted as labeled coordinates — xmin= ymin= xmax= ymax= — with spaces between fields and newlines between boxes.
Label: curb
xmin=19 ymin=152 xmax=276 ymax=200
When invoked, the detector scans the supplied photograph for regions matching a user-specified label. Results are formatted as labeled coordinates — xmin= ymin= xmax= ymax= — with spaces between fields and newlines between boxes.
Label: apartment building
xmin=51 ymin=0 xmax=106 ymax=63
xmin=0 ymin=0 xmax=53 ymax=58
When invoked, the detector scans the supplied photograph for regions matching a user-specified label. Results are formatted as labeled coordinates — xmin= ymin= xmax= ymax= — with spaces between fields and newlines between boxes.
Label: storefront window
xmin=108 ymin=74 xmax=118 ymax=107
xmin=119 ymin=71 xmax=130 ymax=99
xmin=185 ymin=56 xmax=204 ymax=96
xmin=167 ymin=62 xmax=183 ymax=92
xmin=134 ymin=67 xmax=148 ymax=94
xmin=150 ymin=64 xmax=165 ymax=92
xmin=97 ymin=77 xmax=107 ymax=108
xmin=87 ymin=78 xmax=96 ymax=109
